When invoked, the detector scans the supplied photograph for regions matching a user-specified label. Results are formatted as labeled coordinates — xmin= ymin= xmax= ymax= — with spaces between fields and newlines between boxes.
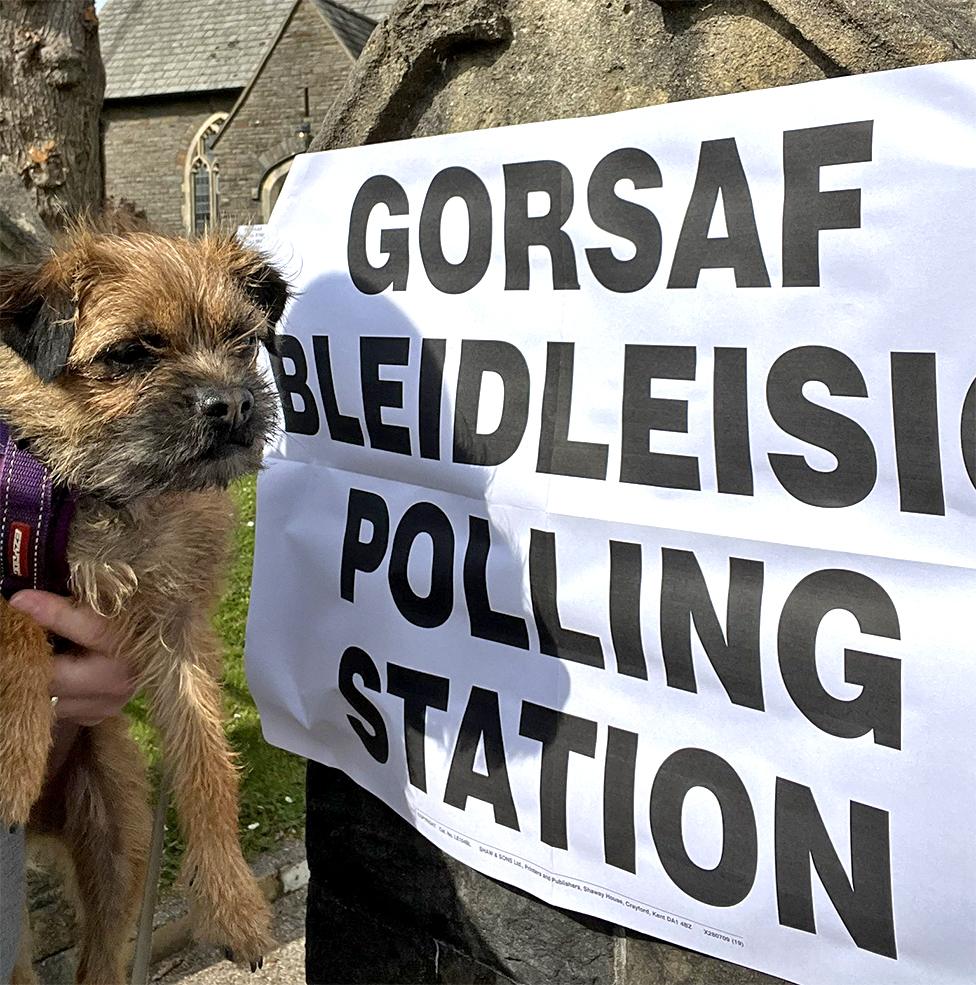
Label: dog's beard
xmin=39 ymin=372 xmax=279 ymax=503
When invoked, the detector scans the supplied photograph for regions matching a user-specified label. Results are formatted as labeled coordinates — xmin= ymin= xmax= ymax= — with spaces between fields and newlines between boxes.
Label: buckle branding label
xmin=9 ymin=522 xmax=31 ymax=579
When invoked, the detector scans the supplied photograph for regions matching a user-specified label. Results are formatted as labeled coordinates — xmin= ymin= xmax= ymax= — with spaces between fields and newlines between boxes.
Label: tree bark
xmin=0 ymin=0 xmax=104 ymax=232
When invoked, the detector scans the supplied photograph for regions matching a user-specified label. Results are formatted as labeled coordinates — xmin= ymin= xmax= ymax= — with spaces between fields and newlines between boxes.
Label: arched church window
xmin=259 ymin=157 xmax=294 ymax=222
xmin=191 ymin=158 xmax=211 ymax=234
xmin=183 ymin=114 xmax=227 ymax=235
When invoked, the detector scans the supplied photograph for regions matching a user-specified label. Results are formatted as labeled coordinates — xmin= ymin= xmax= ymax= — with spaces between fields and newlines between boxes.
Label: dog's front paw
xmin=186 ymin=861 xmax=274 ymax=970
xmin=224 ymin=949 xmax=264 ymax=973
xmin=215 ymin=904 xmax=274 ymax=973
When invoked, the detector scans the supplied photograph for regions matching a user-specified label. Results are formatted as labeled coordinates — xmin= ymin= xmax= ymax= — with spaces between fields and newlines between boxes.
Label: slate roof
xmin=313 ymin=0 xmax=375 ymax=58
xmin=312 ymin=0 xmax=395 ymax=58
xmin=99 ymin=0 xmax=298 ymax=100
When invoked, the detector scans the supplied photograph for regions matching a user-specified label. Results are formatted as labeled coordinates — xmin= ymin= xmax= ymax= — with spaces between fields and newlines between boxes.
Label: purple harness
xmin=0 ymin=421 xmax=76 ymax=599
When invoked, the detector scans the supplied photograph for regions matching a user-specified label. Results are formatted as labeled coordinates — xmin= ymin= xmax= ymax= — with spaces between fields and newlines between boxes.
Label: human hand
xmin=9 ymin=590 xmax=135 ymax=727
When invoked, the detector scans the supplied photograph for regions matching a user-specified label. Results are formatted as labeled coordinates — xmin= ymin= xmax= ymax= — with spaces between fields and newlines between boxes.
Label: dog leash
xmin=0 ymin=419 xmax=166 ymax=983
xmin=131 ymin=782 xmax=169 ymax=985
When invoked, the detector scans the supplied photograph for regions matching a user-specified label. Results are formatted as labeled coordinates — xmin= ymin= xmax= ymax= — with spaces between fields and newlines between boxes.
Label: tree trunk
xmin=0 ymin=0 xmax=104 ymax=233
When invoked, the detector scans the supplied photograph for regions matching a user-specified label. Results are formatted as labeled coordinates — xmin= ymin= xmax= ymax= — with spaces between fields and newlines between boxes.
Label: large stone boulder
xmin=311 ymin=0 xmax=976 ymax=152
xmin=305 ymin=3 xmax=975 ymax=983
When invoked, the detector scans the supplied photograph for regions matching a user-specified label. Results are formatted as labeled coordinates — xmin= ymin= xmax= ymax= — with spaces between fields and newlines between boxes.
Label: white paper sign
xmin=245 ymin=62 xmax=976 ymax=985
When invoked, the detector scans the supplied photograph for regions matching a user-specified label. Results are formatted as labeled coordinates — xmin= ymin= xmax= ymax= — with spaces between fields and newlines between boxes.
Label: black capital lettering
xmin=962 ymin=378 xmax=976 ymax=490
xmin=775 ymin=778 xmax=895 ymax=959
xmin=778 ymin=569 xmax=901 ymax=749
xmin=339 ymin=489 xmax=390 ymax=602
xmin=767 ymin=346 xmax=877 ymax=508
xmin=530 ymin=528 xmax=604 ymax=668
xmin=519 ymin=702 xmax=598 ymax=850
xmin=419 ymin=339 xmax=446 ymax=460
xmin=609 ymin=540 xmax=647 ymax=680
xmin=312 ymin=336 xmax=364 ymax=445
xmin=585 ymin=147 xmax=663 ymax=292
xmin=650 ymin=748 xmax=758 ymax=907
xmin=620 ymin=345 xmax=700 ymax=490
xmin=360 ymin=336 xmax=411 ymax=455
xmin=338 ymin=646 xmax=389 ymax=763
xmin=714 ymin=347 xmax=753 ymax=496
xmin=504 ymin=161 xmax=580 ymax=290
xmin=537 ymin=342 xmax=609 ymax=479
xmin=667 ymin=138 xmax=770 ymax=289
xmin=388 ymin=502 xmax=455 ymax=629
xmin=268 ymin=334 xmax=320 ymax=435
xmin=660 ymin=549 xmax=765 ymax=711
xmin=347 ymin=175 xmax=409 ymax=293
xmin=604 ymin=727 xmax=639 ymax=873
xmin=453 ymin=340 xmax=530 ymax=466
xmin=443 ymin=687 xmax=520 ymax=830
xmin=464 ymin=515 xmax=530 ymax=650
xmin=419 ymin=167 xmax=492 ymax=294
xmin=782 ymin=121 xmax=873 ymax=287
xmin=387 ymin=663 xmax=450 ymax=792
xmin=890 ymin=352 xmax=944 ymax=515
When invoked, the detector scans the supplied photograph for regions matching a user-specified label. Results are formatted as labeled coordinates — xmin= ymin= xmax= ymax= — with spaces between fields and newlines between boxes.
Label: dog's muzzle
xmin=187 ymin=385 xmax=256 ymax=450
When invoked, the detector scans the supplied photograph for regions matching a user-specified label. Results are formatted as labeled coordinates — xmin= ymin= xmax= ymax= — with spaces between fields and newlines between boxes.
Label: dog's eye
xmin=102 ymin=334 xmax=166 ymax=369
xmin=109 ymin=342 xmax=148 ymax=363
xmin=105 ymin=341 xmax=151 ymax=366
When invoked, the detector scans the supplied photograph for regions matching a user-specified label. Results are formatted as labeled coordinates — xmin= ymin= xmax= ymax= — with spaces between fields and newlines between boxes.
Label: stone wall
xmin=212 ymin=0 xmax=356 ymax=227
xmin=307 ymin=765 xmax=785 ymax=985
xmin=102 ymin=93 xmax=236 ymax=234
xmin=303 ymin=3 xmax=976 ymax=984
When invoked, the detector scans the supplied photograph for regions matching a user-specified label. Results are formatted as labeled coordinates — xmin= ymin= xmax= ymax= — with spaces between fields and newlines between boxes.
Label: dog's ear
xmin=235 ymin=258 xmax=290 ymax=354
xmin=0 ymin=263 xmax=75 ymax=382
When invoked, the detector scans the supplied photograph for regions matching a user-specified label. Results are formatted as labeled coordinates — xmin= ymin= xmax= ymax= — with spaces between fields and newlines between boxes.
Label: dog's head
xmin=0 ymin=227 xmax=289 ymax=502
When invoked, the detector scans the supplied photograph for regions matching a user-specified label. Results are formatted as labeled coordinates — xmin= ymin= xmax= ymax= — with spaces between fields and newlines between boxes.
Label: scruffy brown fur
xmin=0 ymin=225 xmax=290 ymax=983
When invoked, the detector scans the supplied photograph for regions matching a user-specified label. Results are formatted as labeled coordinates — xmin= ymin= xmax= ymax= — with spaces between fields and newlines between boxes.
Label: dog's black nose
xmin=192 ymin=386 xmax=254 ymax=429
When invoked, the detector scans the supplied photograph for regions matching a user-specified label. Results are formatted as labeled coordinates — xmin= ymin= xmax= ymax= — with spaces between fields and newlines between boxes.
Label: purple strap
xmin=0 ymin=420 xmax=76 ymax=599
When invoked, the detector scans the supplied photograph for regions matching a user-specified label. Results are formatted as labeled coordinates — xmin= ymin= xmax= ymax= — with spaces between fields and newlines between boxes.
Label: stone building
xmin=99 ymin=0 xmax=393 ymax=234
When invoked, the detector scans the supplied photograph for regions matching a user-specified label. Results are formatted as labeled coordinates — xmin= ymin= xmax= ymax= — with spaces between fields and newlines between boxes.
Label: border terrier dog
xmin=0 ymin=224 xmax=288 ymax=983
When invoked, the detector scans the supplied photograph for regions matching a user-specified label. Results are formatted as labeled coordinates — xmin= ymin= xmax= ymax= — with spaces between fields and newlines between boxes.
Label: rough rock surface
xmin=310 ymin=0 xmax=976 ymax=152
xmin=304 ymin=3 xmax=975 ymax=983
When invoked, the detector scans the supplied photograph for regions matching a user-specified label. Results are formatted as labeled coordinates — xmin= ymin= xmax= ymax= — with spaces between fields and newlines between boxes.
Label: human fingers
xmin=50 ymin=653 xmax=136 ymax=703
xmin=50 ymin=696 xmax=112 ymax=728
xmin=10 ymin=590 xmax=115 ymax=653
xmin=50 ymin=654 xmax=136 ymax=724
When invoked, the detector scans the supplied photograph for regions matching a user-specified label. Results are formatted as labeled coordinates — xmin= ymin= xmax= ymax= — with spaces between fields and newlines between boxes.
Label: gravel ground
xmin=152 ymin=887 xmax=306 ymax=985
